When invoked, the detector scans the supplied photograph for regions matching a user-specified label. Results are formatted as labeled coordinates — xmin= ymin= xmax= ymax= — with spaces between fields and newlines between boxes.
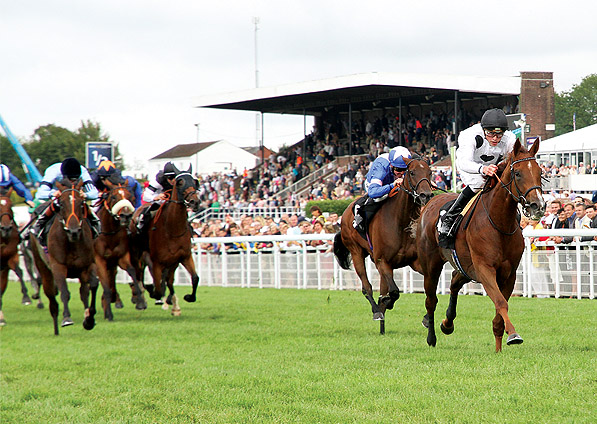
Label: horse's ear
xmin=513 ymin=138 xmax=523 ymax=156
xmin=104 ymin=179 xmax=114 ymax=189
xmin=187 ymin=164 xmax=192 ymax=174
xmin=528 ymin=137 xmax=540 ymax=156
xmin=55 ymin=180 xmax=67 ymax=191
xmin=403 ymin=157 xmax=413 ymax=166
xmin=76 ymin=179 xmax=84 ymax=190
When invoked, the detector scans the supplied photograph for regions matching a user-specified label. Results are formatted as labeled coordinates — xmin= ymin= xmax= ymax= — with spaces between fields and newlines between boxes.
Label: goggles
xmin=484 ymin=129 xmax=505 ymax=139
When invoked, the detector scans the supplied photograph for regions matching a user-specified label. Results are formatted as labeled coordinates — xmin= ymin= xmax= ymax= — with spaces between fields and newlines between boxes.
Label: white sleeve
xmin=456 ymin=129 xmax=483 ymax=175
xmin=142 ymin=180 xmax=162 ymax=203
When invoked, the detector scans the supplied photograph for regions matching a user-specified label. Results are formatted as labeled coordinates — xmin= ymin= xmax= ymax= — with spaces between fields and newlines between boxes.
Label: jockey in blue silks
xmin=0 ymin=164 xmax=35 ymax=208
xmin=91 ymin=160 xmax=143 ymax=209
xmin=353 ymin=146 xmax=412 ymax=232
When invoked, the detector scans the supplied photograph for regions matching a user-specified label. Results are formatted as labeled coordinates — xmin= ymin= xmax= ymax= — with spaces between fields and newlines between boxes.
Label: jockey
xmin=29 ymin=157 xmax=101 ymax=244
xmin=353 ymin=146 xmax=412 ymax=232
xmin=136 ymin=162 xmax=179 ymax=231
xmin=0 ymin=164 xmax=35 ymax=208
xmin=437 ymin=108 xmax=517 ymax=248
xmin=91 ymin=160 xmax=143 ymax=209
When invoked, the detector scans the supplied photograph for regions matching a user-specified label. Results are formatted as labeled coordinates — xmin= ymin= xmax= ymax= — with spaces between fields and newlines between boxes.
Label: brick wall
xmin=520 ymin=71 xmax=555 ymax=142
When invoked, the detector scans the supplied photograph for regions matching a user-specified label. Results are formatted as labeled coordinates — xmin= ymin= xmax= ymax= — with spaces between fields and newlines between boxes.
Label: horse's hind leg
xmin=492 ymin=272 xmax=521 ymax=352
xmin=80 ymin=273 xmax=96 ymax=331
xmin=53 ymin=268 xmax=73 ymax=327
xmin=120 ymin=253 xmax=147 ymax=310
xmin=441 ymin=271 xmax=470 ymax=335
xmin=376 ymin=260 xmax=400 ymax=311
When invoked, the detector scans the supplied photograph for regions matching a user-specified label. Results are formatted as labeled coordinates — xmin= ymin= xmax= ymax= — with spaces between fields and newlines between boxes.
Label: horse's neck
xmin=162 ymin=198 xmax=188 ymax=231
xmin=390 ymin=191 xmax=417 ymax=224
xmin=485 ymin=172 xmax=518 ymax=224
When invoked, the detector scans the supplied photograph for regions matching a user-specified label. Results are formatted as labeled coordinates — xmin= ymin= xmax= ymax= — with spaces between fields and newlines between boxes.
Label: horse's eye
xmin=514 ymin=170 xmax=521 ymax=177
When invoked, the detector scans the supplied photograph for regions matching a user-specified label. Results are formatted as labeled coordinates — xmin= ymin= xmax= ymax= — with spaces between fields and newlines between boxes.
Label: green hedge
xmin=305 ymin=198 xmax=356 ymax=218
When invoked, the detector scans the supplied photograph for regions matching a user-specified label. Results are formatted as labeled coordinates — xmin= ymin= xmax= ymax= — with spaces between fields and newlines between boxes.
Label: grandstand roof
xmin=538 ymin=124 xmax=597 ymax=153
xmin=194 ymin=72 xmax=521 ymax=116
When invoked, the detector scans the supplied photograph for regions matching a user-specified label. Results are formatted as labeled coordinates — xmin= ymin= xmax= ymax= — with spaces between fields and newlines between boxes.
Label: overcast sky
xmin=2 ymin=0 xmax=596 ymax=170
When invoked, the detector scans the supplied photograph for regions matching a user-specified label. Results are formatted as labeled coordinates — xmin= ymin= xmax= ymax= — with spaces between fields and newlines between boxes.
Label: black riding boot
xmin=137 ymin=203 xmax=158 ymax=232
xmin=438 ymin=186 xmax=475 ymax=248
xmin=30 ymin=209 xmax=53 ymax=246
xmin=87 ymin=209 xmax=102 ymax=238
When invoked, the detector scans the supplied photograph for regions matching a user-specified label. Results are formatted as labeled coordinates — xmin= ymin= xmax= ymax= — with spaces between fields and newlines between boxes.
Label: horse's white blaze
xmin=0 ymin=199 xmax=6 ymax=206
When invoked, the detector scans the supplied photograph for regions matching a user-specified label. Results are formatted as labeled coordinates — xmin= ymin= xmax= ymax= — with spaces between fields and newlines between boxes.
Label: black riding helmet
xmin=480 ymin=108 xmax=508 ymax=131
xmin=163 ymin=162 xmax=179 ymax=178
xmin=61 ymin=157 xmax=82 ymax=179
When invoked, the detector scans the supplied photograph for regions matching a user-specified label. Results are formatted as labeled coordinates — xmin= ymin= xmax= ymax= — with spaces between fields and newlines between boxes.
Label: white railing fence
xmin=105 ymin=229 xmax=597 ymax=299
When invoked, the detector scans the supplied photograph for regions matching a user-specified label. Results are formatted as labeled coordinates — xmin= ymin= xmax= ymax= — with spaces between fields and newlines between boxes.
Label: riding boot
xmin=87 ymin=208 xmax=102 ymax=238
xmin=137 ymin=203 xmax=158 ymax=232
xmin=438 ymin=186 xmax=475 ymax=248
xmin=29 ymin=204 xmax=54 ymax=246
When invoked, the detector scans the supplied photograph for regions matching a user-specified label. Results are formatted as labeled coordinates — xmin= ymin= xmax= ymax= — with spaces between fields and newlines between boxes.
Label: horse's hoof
xmin=32 ymin=293 xmax=40 ymax=300
xmin=166 ymin=295 xmax=173 ymax=306
xmin=82 ymin=318 xmax=95 ymax=330
xmin=37 ymin=302 xmax=44 ymax=309
xmin=115 ymin=300 xmax=124 ymax=309
xmin=506 ymin=333 xmax=523 ymax=345
xmin=440 ymin=319 xmax=454 ymax=335
xmin=0 ymin=319 xmax=6 ymax=326
xmin=22 ymin=296 xmax=32 ymax=305
xmin=427 ymin=335 xmax=437 ymax=347
xmin=171 ymin=309 xmax=181 ymax=317
xmin=61 ymin=318 xmax=74 ymax=327
xmin=135 ymin=300 xmax=147 ymax=310
xmin=104 ymin=313 xmax=114 ymax=322
xmin=422 ymin=315 xmax=430 ymax=328
xmin=373 ymin=312 xmax=384 ymax=321
xmin=155 ymin=299 xmax=164 ymax=305
xmin=183 ymin=294 xmax=196 ymax=303
xmin=131 ymin=296 xmax=138 ymax=304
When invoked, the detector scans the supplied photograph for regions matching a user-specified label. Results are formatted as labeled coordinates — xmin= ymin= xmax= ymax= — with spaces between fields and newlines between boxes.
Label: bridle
xmin=168 ymin=173 xmax=198 ymax=207
xmin=392 ymin=160 xmax=433 ymax=205
xmin=493 ymin=156 xmax=543 ymax=217
xmin=58 ymin=188 xmax=87 ymax=231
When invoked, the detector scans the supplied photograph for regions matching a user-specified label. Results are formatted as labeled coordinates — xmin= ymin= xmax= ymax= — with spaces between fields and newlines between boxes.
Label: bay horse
xmin=334 ymin=157 xmax=434 ymax=334
xmin=29 ymin=179 xmax=99 ymax=335
xmin=94 ymin=179 xmax=147 ymax=321
xmin=415 ymin=139 xmax=545 ymax=352
xmin=130 ymin=168 xmax=200 ymax=315
xmin=0 ymin=187 xmax=36 ymax=325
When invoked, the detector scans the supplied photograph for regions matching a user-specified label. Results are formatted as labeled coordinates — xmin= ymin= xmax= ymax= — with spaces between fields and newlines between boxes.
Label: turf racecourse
xmin=1 ymin=285 xmax=595 ymax=423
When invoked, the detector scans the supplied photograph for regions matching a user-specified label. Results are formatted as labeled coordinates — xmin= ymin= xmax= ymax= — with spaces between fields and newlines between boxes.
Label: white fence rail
xmin=107 ymin=229 xmax=597 ymax=299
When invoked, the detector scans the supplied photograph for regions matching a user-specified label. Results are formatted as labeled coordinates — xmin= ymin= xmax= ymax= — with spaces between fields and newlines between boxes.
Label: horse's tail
xmin=333 ymin=231 xmax=352 ymax=270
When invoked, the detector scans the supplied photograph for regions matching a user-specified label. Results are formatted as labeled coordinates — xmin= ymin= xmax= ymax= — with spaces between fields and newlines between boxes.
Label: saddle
xmin=437 ymin=192 xmax=481 ymax=249
xmin=352 ymin=195 xmax=385 ymax=241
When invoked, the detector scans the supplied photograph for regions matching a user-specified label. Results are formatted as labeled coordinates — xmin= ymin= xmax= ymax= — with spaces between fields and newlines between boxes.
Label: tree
xmin=555 ymin=74 xmax=597 ymax=136
xmin=0 ymin=120 xmax=123 ymax=182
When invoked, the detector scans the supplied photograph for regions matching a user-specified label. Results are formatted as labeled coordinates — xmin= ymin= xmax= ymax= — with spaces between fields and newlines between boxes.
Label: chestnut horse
xmin=29 ymin=179 xmax=99 ymax=335
xmin=334 ymin=157 xmax=434 ymax=334
xmin=415 ymin=139 xmax=544 ymax=352
xmin=94 ymin=179 xmax=147 ymax=321
xmin=0 ymin=188 xmax=35 ymax=325
xmin=130 ymin=169 xmax=200 ymax=315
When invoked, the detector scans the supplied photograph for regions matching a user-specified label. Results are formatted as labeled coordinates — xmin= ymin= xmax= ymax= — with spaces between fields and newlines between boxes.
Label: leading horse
xmin=130 ymin=167 xmax=200 ymax=315
xmin=334 ymin=157 xmax=434 ymax=334
xmin=415 ymin=139 xmax=544 ymax=352
xmin=29 ymin=179 xmax=99 ymax=335
xmin=94 ymin=179 xmax=147 ymax=321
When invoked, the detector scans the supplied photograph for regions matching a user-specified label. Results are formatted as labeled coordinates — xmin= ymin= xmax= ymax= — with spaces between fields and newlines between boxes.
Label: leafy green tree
xmin=555 ymin=74 xmax=597 ymax=136
xmin=0 ymin=120 xmax=123 ymax=182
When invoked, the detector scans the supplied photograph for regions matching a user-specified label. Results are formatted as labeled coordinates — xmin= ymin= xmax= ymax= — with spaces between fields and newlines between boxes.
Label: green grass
xmin=1 ymin=284 xmax=596 ymax=423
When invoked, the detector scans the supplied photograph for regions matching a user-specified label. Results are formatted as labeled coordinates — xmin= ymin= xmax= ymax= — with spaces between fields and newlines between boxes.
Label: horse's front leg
xmin=422 ymin=263 xmax=443 ymax=347
xmin=149 ymin=262 xmax=165 ymax=301
xmin=476 ymin=265 xmax=522 ymax=352
xmin=441 ymin=271 xmax=470 ymax=335
xmin=376 ymin=259 xmax=400 ymax=311
xmin=52 ymin=265 xmax=73 ymax=327
xmin=352 ymin=249 xmax=383 ymax=322
xmin=10 ymin=258 xmax=32 ymax=306
xmin=119 ymin=253 xmax=147 ymax=310
xmin=181 ymin=254 xmax=199 ymax=303
xmin=95 ymin=255 xmax=114 ymax=321
xmin=0 ymin=270 xmax=8 ymax=326
xmin=79 ymin=269 xmax=96 ymax=331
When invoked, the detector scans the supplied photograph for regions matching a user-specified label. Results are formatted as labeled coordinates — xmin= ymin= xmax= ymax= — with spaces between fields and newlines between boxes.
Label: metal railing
xmin=107 ymin=229 xmax=596 ymax=299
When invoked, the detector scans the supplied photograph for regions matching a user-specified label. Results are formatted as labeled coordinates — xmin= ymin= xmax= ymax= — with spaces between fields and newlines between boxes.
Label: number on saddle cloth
xmin=352 ymin=195 xmax=385 ymax=240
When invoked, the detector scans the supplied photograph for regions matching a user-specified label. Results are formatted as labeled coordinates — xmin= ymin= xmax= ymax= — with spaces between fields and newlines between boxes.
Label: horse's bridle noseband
xmin=168 ymin=173 xmax=198 ymax=207
xmin=496 ymin=156 xmax=543 ymax=217
xmin=397 ymin=160 xmax=433 ymax=205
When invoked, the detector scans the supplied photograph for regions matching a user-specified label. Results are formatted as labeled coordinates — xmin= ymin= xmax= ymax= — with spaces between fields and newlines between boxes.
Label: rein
xmin=389 ymin=160 xmax=433 ymax=204
xmin=60 ymin=188 xmax=86 ymax=229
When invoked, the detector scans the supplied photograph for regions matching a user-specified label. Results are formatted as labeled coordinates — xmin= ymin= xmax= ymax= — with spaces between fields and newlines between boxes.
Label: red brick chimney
xmin=519 ymin=71 xmax=555 ymax=142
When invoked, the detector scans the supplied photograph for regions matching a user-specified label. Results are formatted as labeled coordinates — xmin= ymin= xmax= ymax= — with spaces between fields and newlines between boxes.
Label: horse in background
xmin=129 ymin=167 xmax=200 ymax=315
xmin=29 ymin=179 xmax=99 ymax=335
xmin=334 ymin=157 xmax=434 ymax=334
xmin=94 ymin=178 xmax=147 ymax=321
xmin=0 ymin=187 xmax=38 ymax=325
xmin=415 ymin=139 xmax=544 ymax=352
